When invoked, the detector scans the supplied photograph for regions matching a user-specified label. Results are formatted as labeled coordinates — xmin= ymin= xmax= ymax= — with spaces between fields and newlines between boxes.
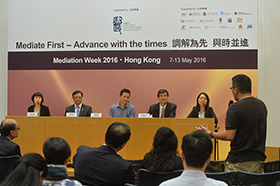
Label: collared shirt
xmin=159 ymin=104 xmax=167 ymax=118
xmin=109 ymin=102 xmax=135 ymax=117
xmin=159 ymin=170 xmax=227 ymax=186
xmin=75 ymin=103 xmax=83 ymax=116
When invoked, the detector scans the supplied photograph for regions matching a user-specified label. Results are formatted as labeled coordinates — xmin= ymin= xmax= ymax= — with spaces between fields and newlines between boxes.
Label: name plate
xmin=138 ymin=113 xmax=151 ymax=118
xmin=66 ymin=112 xmax=77 ymax=117
xmin=91 ymin=113 xmax=102 ymax=117
xmin=27 ymin=112 xmax=39 ymax=117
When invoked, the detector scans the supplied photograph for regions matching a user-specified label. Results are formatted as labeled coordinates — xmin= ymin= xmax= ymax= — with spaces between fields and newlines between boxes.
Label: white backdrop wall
xmin=0 ymin=0 xmax=279 ymax=146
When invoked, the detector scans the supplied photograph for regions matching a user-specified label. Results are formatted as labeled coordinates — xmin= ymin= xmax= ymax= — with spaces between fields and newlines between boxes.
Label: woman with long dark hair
xmin=187 ymin=92 xmax=218 ymax=125
xmin=141 ymin=127 xmax=183 ymax=173
xmin=0 ymin=153 xmax=48 ymax=186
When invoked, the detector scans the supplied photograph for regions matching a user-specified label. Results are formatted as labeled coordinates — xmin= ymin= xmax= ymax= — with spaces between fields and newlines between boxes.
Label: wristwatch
xmin=209 ymin=132 xmax=214 ymax=138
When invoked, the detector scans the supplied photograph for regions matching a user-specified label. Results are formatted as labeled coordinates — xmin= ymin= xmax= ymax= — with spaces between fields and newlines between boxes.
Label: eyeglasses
xmin=14 ymin=126 xmax=20 ymax=130
xmin=230 ymin=86 xmax=235 ymax=90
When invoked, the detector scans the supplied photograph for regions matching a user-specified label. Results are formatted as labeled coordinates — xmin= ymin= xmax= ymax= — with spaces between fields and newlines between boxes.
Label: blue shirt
xmin=109 ymin=102 xmax=135 ymax=117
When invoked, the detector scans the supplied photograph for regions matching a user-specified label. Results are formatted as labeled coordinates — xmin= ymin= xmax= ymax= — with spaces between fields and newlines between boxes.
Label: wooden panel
xmin=265 ymin=146 xmax=280 ymax=161
xmin=7 ymin=116 xmax=45 ymax=156
xmin=126 ymin=118 xmax=170 ymax=159
xmin=45 ymin=117 xmax=87 ymax=163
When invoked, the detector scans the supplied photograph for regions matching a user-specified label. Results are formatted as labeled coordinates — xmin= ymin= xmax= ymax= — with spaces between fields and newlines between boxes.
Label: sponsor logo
xmin=238 ymin=24 xmax=243 ymax=30
xmin=189 ymin=26 xmax=201 ymax=29
xmin=181 ymin=20 xmax=185 ymax=23
xmin=181 ymin=25 xmax=186 ymax=30
xmin=203 ymin=12 xmax=206 ymax=16
xmin=234 ymin=12 xmax=238 ymax=15
xmin=238 ymin=12 xmax=253 ymax=15
xmin=181 ymin=12 xmax=187 ymax=16
xmin=185 ymin=19 xmax=196 ymax=22
xmin=189 ymin=12 xmax=200 ymax=16
xmin=113 ymin=16 xmax=123 ymax=35
xmin=227 ymin=18 xmax=232 ymax=23
xmin=200 ymin=19 xmax=214 ymax=22
xmin=219 ymin=18 xmax=222 ymax=23
xmin=247 ymin=24 xmax=253 ymax=29
xmin=237 ymin=18 xmax=243 ymax=23
xmin=220 ymin=11 xmax=224 ymax=15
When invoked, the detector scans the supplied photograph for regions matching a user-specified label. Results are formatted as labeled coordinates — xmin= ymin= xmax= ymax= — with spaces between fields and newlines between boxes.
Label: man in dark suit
xmin=65 ymin=90 xmax=92 ymax=117
xmin=148 ymin=89 xmax=177 ymax=118
xmin=0 ymin=119 xmax=21 ymax=156
xmin=73 ymin=122 xmax=135 ymax=186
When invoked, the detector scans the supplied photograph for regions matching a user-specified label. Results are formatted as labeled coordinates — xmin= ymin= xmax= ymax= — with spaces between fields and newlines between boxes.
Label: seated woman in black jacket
xmin=27 ymin=92 xmax=50 ymax=116
xmin=141 ymin=127 xmax=183 ymax=173
xmin=187 ymin=92 xmax=218 ymax=125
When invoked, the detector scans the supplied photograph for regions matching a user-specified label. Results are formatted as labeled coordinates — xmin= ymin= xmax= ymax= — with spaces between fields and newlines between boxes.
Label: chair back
xmin=205 ymin=160 xmax=225 ymax=172
xmin=264 ymin=159 xmax=280 ymax=173
xmin=125 ymin=159 xmax=143 ymax=186
xmin=0 ymin=155 xmax=20 ymax=183
xmin=206 ymin=170 xmax=280 ymax=186
xmin=138 ymin=168 xmax=183 ymax=186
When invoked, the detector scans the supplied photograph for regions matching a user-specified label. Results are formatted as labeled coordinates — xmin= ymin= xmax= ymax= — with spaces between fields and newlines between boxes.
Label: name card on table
xmin=91 ymin=113 xmax=102 ymax=117
xmin=66 ymin=112 xmax=77 ymax=117
xmin=27 ymin=112 xmax=39 ymax=117
xmin=138 ymin=113 xmax=151 ymax=118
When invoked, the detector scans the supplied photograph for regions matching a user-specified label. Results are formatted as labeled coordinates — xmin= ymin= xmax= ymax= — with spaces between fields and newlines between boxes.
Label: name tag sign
xmin=138 ymin=113 xmax=151 ymax=118
xmin=27 ymin=112 xmax=39 ymax=117
xmin=91 ymin=113 xmax=102 ymax=117
xmin=66 ymin=112 xmax=77 ymax=117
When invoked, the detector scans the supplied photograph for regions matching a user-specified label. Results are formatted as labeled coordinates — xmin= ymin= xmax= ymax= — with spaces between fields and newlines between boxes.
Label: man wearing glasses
xmin=197 ymin=74 xmax=267 ymax=173
xmin=0 ymin=119 xmax=21 ymax=156
xmin=65 ymin=90 xmax=92 ymax=117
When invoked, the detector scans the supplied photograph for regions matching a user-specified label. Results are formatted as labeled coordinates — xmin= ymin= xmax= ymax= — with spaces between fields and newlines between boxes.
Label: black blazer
xmin=187 ymin=106 xmax=218 ymax=124
xmin=0 ymin=136 xmax=21 ymax=156
xmin=64 ymin=104 xmax=92 ymax=117
xmin=73 ymin=145 xmax=135 ymax=186
xmin=27 ymin=105 xmax=50 ymax=116
xmin=148 ymin=102 xmax=177 ymax=118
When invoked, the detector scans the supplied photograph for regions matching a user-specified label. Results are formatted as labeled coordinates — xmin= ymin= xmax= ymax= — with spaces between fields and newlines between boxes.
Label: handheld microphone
xmin=228 ymin=100 xmax=234 ymax=107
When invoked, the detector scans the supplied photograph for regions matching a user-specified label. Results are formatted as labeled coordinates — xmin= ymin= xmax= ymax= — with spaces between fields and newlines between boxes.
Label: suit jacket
xmin=73 ymin=145 xmax=135 ymax=186
xmin=148 ymin=102 xmax=177 ymax=118
xmin=0 ymin=136 xmax=21 ymax=156
xmin=64 ymin=104 xmax=92 ymax=117
xmin=187 ymin=106 xmax=218 ymax=124
xmin=28 ymin=105 xmax=50 ymax=116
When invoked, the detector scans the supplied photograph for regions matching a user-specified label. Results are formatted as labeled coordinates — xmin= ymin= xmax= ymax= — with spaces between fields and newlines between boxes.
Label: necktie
xmin=161 ymin=108 xmax=165 ymax=118
xmin=77 ymin=106 xmax=80 ymax=117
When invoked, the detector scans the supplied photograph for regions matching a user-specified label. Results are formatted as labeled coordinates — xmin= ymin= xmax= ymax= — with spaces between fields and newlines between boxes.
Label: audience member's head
xmin=153 ymin=127 xmax=178 ymax=153
xmin=182 ymin=130 xmax=212 ymax=170
xmin=31 ymin=92 xmax=44 ymax=105
xmin=0 ymin=153 xmax=48 ymax=186
xmin=105 ymin=122 xmax=131 ymax=150
xmin=43 ymin=137 xmax=71 ymax=165
xmin=0 ymin=119 xmax=20 ymax=140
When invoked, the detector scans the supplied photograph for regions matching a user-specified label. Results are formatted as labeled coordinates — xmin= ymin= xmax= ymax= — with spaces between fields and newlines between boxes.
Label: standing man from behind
xmin=65 ymin=90 xmax=92 ymax=117
xmin=197 ymin=74 xmax=267 ymax=173
xmin=109 ymin=88 xmax=135 ymax=117
xmin=73 ymin=122 xmax=135 ymax=186
xmin=0 ymin=119 xmax=21 ymax=156
xmin=159 ymin=131 xmax=227 ymax=186
xmin=148 ymin=89 xmax=177 ymax=118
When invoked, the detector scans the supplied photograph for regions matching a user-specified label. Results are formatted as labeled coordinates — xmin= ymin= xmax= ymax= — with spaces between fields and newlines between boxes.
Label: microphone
xmin=228 ymin=100 xmax=234 ymax=107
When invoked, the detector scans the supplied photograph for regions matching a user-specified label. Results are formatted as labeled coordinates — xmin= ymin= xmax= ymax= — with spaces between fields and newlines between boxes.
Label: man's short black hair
xmin=31 ymin=92 xmax=44 ymax=104
xmin=120 ymin=88 xmax=131 ymax=96
xmin=157 ymin=89 xmax=169 ymax=97
xmin=105 ymin=122 xmax=131 ymax=149
xmin=232 ymin=74 xmax=251 ymax=94
xmin=43 ymin=137 xmax=71 ymax=165
xmin=72 ymin=90 xmax=83 ymax=97
xmin=182 ymin=131 xmax=212 ymax=168
xmin=0 ymin=120 xmax=17 ymax=136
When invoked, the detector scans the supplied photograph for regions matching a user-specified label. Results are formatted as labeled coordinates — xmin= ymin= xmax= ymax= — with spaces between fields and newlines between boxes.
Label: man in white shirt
xmin=159 ymin=131 xmax=227 ymax=186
